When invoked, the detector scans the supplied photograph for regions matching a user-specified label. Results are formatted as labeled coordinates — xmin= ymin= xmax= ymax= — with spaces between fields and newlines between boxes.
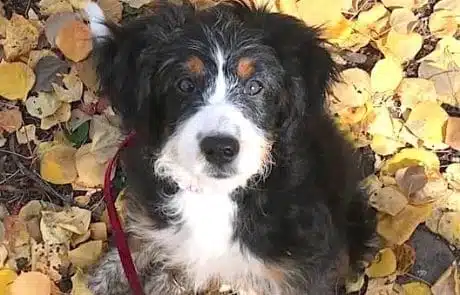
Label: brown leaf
xmin=55 ymin=20 xmax=93 ymax=62
xmin=89 ymin=222 xmax=107 ymax=241
xmin=33 ymin=55 xmax=70 ymax=92
xmin=410 ymin=171 xmax=449 ymax=205
xmin=98 ymin=0 xmax=123 ymax=23
xmin=392 ymin=243 xmax=416 ymax=275
xmin=10 ymin=271 xmax=52 ymax=295
xmin=38 ymin=0 xmax=73 ymax=15
xmin=73 ymin=57 xmax=100 ymax=93
xmin=369 ymin=186 xmax=408 ymax=216
xmin=3 ymin=14 xmax=39 ymax=60
xmin=44 ymin=12 xmax=78 ymax=46
xmin=395 ymin=166 xmax=428 ymax=196
xmin=445 ymin=117 xmax=460 ymax=151
xmin=0 ymin=108 xmax=22 ymax=133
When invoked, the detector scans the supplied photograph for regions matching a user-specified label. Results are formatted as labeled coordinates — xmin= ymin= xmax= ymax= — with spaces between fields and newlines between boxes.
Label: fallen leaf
xmin=380 ymin=30 xmax=423 ymax=63
xmin=437 ymin=212 xmax=460 ymax=247
xmin=329 ymin=68 xmax=371 ymax=110
xmin=444 ymin=163 xmax=460 ymax=190
xmin=10 ymin=271 xmax=52 ymax=295
xmin=381 ymin=0 xmax=427 ymax=9
xmin=392 ymin=243 xmax=416 ymax=275
xmin=370 ymin=134 xmax=405 ymax=156
xmin=0 ymin=269 xmax=17 ymax=294
xmin=296 ymin=0 xmax=344 ymax=27
xmin=371 ymin=58 xmax=403 ymax=93
xmin=377 ymin=203 xmax=434 ymax=245
xmin=44 ymin=206 xmax=91 ymax=235
xmin=445 ymin=117 xmax=460 ymax=150
xmin=431 ymin=263 xmax=458 ymax=295
xmin=73 ymin=57 xmax=100 ymax=93
xmin=74 ymin=144 xmax=108 ymax=188
xmin=89 ymin=222 xmax=107 ymax=241
xmin=429 ymin=10 xmax=458 ymax=38
xmin=33 ymin=55 xmax=70 ymax=93
xmin=0 ymin=108 xmax=22 ymax=133
xmin=55 ymin=20 xmax=92 ymax=62
xmin=0 ymin=61 xmax=36 ymax=101
xmin=98 ymin=0 xmax=123 ymax=22
xmin=119 ymin=0 xmax=155 ymax=9
xmin=74 ymin=194 xmax=91 ymax=206
xmin=16 ymin=124 xmax=37 ymax=144
xmin=366 ymin=248 xmax=397 ymax=278
xmin=395 ymin=166 xmax=428 ymax=196
xmin=275 ymin=0 xmax=300 ymax=20
xmin=2 ymin=14 xmax=39 ymax=60
xmin=41 ymin=102 xmax=72 ymax=130
xmin=44 ymin=12 xmax=78 ymax=46
xmin=89 ymin=114 xmax=123 ymax=163
xmin=381 ymin=148 xmax=440 ymax=175
xmin=389 ymin=8 xmax=418 ymax=34
xmin=52 ymin=71 xmax=83 ymax=102
xmin=38 ymin=0 xmax=74 ymax=15
xmin=405 ymin=101 xmax=449 ymax=147
xmin=40 ymin=144 xmax=77 ymax=185
xmin=355 ymin=3 xmax=390 ymax=40
xmin=402 ymin=282 xmax=432 ymax=295
xmin=27 ymin=49 xmax=57 ymax=69
xmin=71 ymin=230 xmax=91 ymax=248
xmin=4 ymin=215 xmax=31 ymax=263
xmin=25 ymin=92 xmax=62 ymax=119
xmin=410 ymin=171 xmax=449 ymax=205
xmin=68 ymin=109 xmax=91 ymax=132
xmin=345 ymin=273 xmax=365 ymax=293
xmin=71 ymin=268 xmax=93 ymax=295
xmin=396 ymin=78 xmax=438 ymax=111
xmin=367 ymin=106 xmax=394 ymax=138
xmin=369 ymin=185 xmax=408 ymax=216
xmin=365 ymin=273 xmax=399 ymax=295
xmin=422 ymin=37 xmax=460 ymax=70
xmin=0 ymin=245 xmax=8 ymax=268
xmin=68 ymin=240 xmax=103 ymax=269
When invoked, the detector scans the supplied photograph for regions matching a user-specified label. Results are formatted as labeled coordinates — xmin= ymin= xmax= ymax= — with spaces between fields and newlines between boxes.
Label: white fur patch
xmin=85 ymin=2 xmax=111 ymax=39
xmin=208 ymin=48 xmax=227 ymax=104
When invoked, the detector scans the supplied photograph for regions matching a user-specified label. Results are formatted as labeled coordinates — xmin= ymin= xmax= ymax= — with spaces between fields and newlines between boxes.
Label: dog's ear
xmin=232 ymin=4 xmax=337 ymax=115
xmin=85 ymin=1 xmax=193 ymax=125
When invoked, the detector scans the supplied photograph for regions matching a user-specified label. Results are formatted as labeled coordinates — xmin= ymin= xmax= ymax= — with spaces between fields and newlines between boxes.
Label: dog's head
xmin=87 ymin=0 xmax=336 ymax=193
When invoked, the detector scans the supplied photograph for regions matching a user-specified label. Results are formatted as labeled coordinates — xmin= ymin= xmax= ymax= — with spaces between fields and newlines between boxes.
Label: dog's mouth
xmin=205 ymin=165 xmax=237 ymax=179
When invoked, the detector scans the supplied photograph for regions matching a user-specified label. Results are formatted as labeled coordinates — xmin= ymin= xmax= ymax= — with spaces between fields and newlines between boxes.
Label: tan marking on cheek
xmin=186 ymin=56 xmax=205 ymax=75
xmin=237 ymin=57 xmax=255 ymax=79
xmin=264 ymin=264 xmax=286 ymax=282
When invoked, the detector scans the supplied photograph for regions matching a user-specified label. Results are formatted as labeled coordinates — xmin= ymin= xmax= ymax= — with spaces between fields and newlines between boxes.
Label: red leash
xmin=103 ymin=132 xmax=145 ymax=295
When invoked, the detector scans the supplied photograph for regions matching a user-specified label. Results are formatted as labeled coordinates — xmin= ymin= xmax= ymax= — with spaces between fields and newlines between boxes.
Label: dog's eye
xmin=177 ymin=78 xmax=195 ymax=93
xmin=244 ymin=80 xmax=263 ymax=96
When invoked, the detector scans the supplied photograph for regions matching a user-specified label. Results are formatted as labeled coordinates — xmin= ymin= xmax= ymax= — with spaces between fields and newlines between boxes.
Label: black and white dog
xmin=85 ymin=1 xmax=378 ymax=294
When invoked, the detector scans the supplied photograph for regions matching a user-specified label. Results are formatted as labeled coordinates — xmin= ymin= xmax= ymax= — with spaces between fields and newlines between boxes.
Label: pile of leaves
xmin=0 ymin=0 xmax=459 ymax=294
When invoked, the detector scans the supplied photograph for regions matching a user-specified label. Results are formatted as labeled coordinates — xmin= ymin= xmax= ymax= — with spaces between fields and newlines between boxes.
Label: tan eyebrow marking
xmin=186 ymin=56 xmax=205 ymax=75
xmin=236 ymin=57 xmax=255 ymax=79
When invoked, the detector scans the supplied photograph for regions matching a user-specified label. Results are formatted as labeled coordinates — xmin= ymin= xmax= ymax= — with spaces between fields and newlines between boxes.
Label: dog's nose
xmin=200 ymin=135 xmax=240 ymax=165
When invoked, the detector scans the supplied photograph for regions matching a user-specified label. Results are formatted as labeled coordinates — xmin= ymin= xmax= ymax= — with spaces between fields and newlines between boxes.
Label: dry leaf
xmin=345 ymin=274 xmax=365 ymax=293
xmin=431 ymin=263 xmax=459 ymax=295
xmin=444 ymin=163 xmax=460 ymax=190
xmin=405 ymin=101 xmax=449 ymax=147
xmin=355 ymin=3 xmax=390 ymax=40
xmin=89 ymin=114 xmax=123 ymax=163
xmin=52 ymin=71 xmax=83 ymax=102
xmin=55 ymin=20 xmax=93 ymax=62
xmin=381 ymin=148 xmax=440 ymax=175
xmin=445 ymin=117 xmax=460 ymax=150
xmin=25 ymin=92 xmax=62 ymax=119
xmin=3 ymin=14 xmax=39 ymax=60
xmin=366 ymin=248 xmax=397 ymax=278
xmin=389 ymin=8 xmax=418 ymax=34
xmin=365 ymin=273 xmax=399 ymax=295
xmin=381 ymin=0 xmax=427 ymax=9
xmin=380 ymin=30 xmax=423 ymax=63
xmin=371 ymin=58 xmax=403 ymax=93
xmin=119 ymin=0 xmax=157 ymax=9
xmin=370 ymin=134 xmax=405 ymax=156
xmin=410 ymin=171 xmax=449 ymax=205
xmin=0 ymin=244 xmax=8 ymax=268
xmin=296 ymin=0 xmax=344 ymax=27
xmin=38 ymin=0 xmax=73 ymax=15
xmin=44 ymin=12 xmax=78 ymax=46
xmin=27 ymin=49 xmax=57 ymax=69
xmin=396 ymin=78 xmax=438 ymax=111
xmin=16 ymin=124 xmax=37 ymax=144
xmin=329 ymin=68 xmax=371 ymax=110
xmin=429 ymin=10 xmax=458 ymax=38
xmin=40 ymin=144 xmax=77 ymax=184
xmin=89 ymin=222 xmax=107 ymax=240
xmin=98 ymin=0 xmax=123 ymax=23
xmin=74 ymin=194 xmax=91 ymax=206
xmin=73 ymin=57 xmax=100 ymax=92
xmin=367 ymin=107 xmax=394 ymax=138
xmin=41 ymin=102 xmax=72 ymax=130
xmin=377 ymin=203 xmax=434 ymax=245
xmin=45 ymin=206 xmax=91 ymax=235
xmin=402 ymin=282 xmax=432 ymax=295
xmin=10 ymin=271 xmax=52 ymax=295
xmin=422 ymin=37 xmax=460 ymax=70
xmin=68 ymin=108 xmax=91 ymax=132
xmin=68 ymin=240 xmax=103 ymax=269
xmin=437 ymin=212 xmax=460 ymax=247
xmin=276 ymin=0 xmax=300 ymax=20
xmin=369 ymin=186 xmax=408 ymax=216
xmin=0 ymin=108 xmax=22 ymax=133
xmin=0 ymin=269 xmax=17 ymax=295
xmin=392 ymin=243 xmax=416 ymax=275
xmin=0 ymin=61 xmax=35 ymax=101
xmin=71 ymin=268 xmax=93 ymax=295
xmin=395 ymin=166 xmax=428 ymax=196
xmin=33 ymin=55 xmax=70 ymax=93
xmin=74 ymin=143 xmax=108 ymax=188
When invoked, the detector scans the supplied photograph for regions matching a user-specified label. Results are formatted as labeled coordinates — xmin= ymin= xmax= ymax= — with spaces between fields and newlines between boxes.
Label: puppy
xmin=85 ymin=1 xmax=378 ymax=294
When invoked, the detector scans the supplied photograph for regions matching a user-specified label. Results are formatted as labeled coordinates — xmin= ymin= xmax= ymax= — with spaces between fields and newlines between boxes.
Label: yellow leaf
xmin=89 ymin=222 xmax=107 ymax=241
xmin=355 ymin=3 xmax=390 ymax=40
xmin=296 ymin=0 xmax=344 ymax=27
xmin=71 ymin=268 xmax=93 ymax=295
xmin=328 ymin=21 xmax=370 ymax=52
xmin=25 ymin=92 xmax=62 ymax=119
xmin=41 ymin=102 xmax=72 ymax=130
xmin=377 ymin=203 xmax=433 ymax=245
xmin=68 ymin=240 xmax=103 ymax=269
xmin=380 ymin=30 xmax=423 ymax=63
xmin=0 ymin=269 xmax=17 ymax=295
xmin=52 ymin=71 xmax=84 ymax=103
xmin=10 ymin=271 xmax=51 ymax=295
xmin=429 ymin=10 xmax=458 ymax=38
xmin=410 ymin=171 xmax=449 ymax=205
xmin=396 ymin=78 xmax=438 ymax=110
xmin=3 ymin=14 xmax=39 ymax=60
xmin=369 ymin=185 xmax=408 ymax=216
xmin=437 ymin=212 xmax=460 ymax=247
xmin=0 ymin=62 xmax=35 ymax=101
xmin=381 ymin=148 xmax=440 ymax=175
xmin=422 ymin=37 xmax=460 ymax=69
xmin=366 ymin=248 xmax=397 ymax=278
xmin=370 ymin=134 xmax=405 ymax=156
xmin=38 ymin=0 xmax=73 ymax=15
xmin=276 ymin=0 xmax=300 ymax=19
xmin=444 ymin=163 xmax=460 ymax=190
xmin=445 ymin=117 xmax=460 ymax=151
xmin=55 ymin=20 xmax=93 ymax=62
xmin=40 ymin=144 xmax=77 ymax=185
xmin=367 ymin=106 xmax=394 ymax=138
xmin=329 ymin=68 xmax=371 ymax=109
xmin=405 ymin=101 xmax=449 ymax=146
xmin=402 ymin=282 xmax=432 ymax=295
xmin=371 ymin=58 xmax=403 ymax=93
xmin=74 ymin=144 xmax=109 ymax=188
xmin=389 ymin=8 xmax=418 ymax=34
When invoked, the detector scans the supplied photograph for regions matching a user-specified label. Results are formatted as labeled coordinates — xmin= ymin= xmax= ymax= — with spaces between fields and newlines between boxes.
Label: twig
xmin=8 ymin=138 xmax=71 ymax=203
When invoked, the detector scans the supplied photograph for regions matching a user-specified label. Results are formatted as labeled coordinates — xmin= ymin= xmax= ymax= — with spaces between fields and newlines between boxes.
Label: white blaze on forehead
xmin=207 ymin=48 xmax=228 ymax=104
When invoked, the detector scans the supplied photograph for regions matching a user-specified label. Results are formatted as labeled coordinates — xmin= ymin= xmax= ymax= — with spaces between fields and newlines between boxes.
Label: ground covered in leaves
xmin=0 ymin=0 xmax=459 ymax=294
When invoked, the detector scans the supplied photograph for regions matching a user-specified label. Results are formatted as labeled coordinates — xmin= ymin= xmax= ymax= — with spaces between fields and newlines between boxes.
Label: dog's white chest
xmin=158 ymin=189 xmax=259 ymax=288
